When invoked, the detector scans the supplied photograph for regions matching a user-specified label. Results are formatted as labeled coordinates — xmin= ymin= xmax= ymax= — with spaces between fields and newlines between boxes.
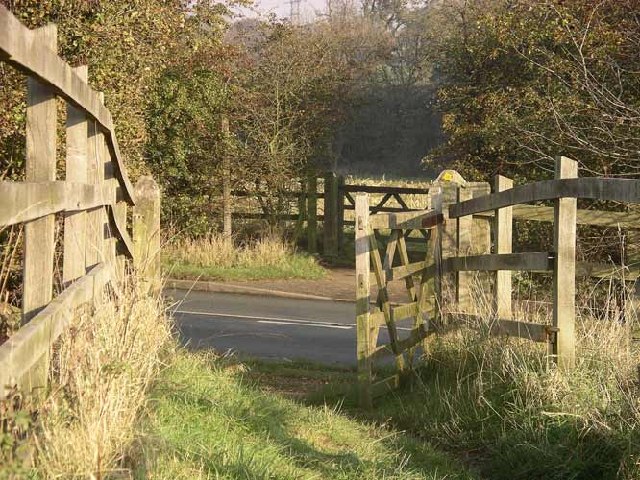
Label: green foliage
xmin=423 ymin=0 xmax=640 ymax=181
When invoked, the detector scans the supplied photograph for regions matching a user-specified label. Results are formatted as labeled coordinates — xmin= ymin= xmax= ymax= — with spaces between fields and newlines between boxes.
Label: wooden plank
xmin=397 ymin=234 xmax=424 ymax=362
xmin=477 ymin=204 xmax=640 ymax=229
xmin=323 ymin=172 xmax=338 ymax=256
xmin=355 ymin=193 xmax=373 ymax=409
xmin=87 ymin=102 xmax=107 ymax=269
xmin=369 ymin=210 xmax=443 ymax=230
xmin=392 ymin=302 xmax=419 ymax=321
xmin=0 ymin=6 xmax=135 ymax=205
xmin=0 ymin=180 xmax=116 ymax=227
xmin=221 ymin=117 xmax=232 ymax=239
xmin=397 ymin=236 xmax=418 ymax=301
xmin=337 ymin=175 xmax=345 ymax=253
xmin=371 ymin=374 xmax=400 ymax=398
xmin=442 ymin=252 xmax=554 ymax=273
xmin=457 ymin=187 xmax=474 ymax=313
xmin=343 ymin=184 xmax=431 ymax=195
xmin=134 ymin=176 xmax=161 ymax=293
xmin=369 ymin=227 xmax=406 ymax=370
xmin=371 ymin=193 xmax=393 ymax=213
xmin=0 ymin=263 xmax=110 ymax=396
xmin=428 ymin=189 xmax=444 ymax=326
xmin=344 ymin=205 xmax=421 ymax=213
xmin=388 ymin=261 xmax=427 ymax=281
xmin=494 ymin=175 xmax=513 ymax=319
xmin=577 ymin=262 xmax=640 ymax=279
xmin=382 ymin=230 xmax=400 ymax=281
xmin=449 ymin=177 xmax=640 ymax=219
xmin=63 ymin=65 xmax=89 ymax=287
xmin=113 ymin=197 xmax=129 ymax=272
xmin=457 ymin=314 xmax=549 ymax=343
xmin=394 ymin=193 xmax=410 ymax=211
xmin=307 ymin=173 xmax=317 ymax=253
xmin=553 ymin=157 xmax=577 ymax=369
xmin=22 ymin=24 xmax=57 ymax=326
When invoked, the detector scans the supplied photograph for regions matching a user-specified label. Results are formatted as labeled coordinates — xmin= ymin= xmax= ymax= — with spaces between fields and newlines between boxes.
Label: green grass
xmin=163 ymin=255 xmax=326 ymax=282
xmin=162 ymin=234 xmax=326 ymax=281
xmin=136 ymin=352 xmax=475 ymax=479
xmin=342 ymin=330 xmax=640 ymax=480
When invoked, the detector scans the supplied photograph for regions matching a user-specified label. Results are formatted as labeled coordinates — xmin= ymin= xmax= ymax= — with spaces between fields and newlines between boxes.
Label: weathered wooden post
xmin=86 ymin=91 xmax=104 ymax=273
xmin=221 ymin=116 xmax=232 ymax=240
xmin=435 ymin=170 xmax=465 ymax=318
xmin=323 ymin=171 xmax=339 ymax=257
xmin=553 ymin=156 xmax=577 ymax=369
xmin=431 ymin=189 xmax=444 ymax=327
xmin=457 ymin=186 xmax=474 ymax=313
xmin=337 ymin=174 xmax=345 ymax=254
xmin=307 ymin=172 xmax=318 ymax=253
xmin=20 ymin=24 xmax=58 ymax=393
xmin=355 ymin=193 xmax=372 ymax=409
xmin=494 ymin=175 xmax=513 ymax=319
xmin=97 ymin=91 xmax=118 ymax=277
xmin=134 ymin=176 xmax=161 ymax=294
xmin=63 ymin=64 xmax=89 ymax=288
xmin=23 ymin=24 xmax=57 ymax=326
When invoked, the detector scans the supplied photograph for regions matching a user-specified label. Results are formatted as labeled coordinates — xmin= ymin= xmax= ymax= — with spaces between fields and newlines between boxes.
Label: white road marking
xmin=173 ymin=309 xmax=415 ymax=331
xmin=258 ymin=320 xmax=352 ymax=330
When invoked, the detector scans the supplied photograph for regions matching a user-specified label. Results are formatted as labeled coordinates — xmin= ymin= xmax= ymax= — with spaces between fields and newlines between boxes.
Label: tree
xmin=423 ymin=0 xmax=640 ymax=181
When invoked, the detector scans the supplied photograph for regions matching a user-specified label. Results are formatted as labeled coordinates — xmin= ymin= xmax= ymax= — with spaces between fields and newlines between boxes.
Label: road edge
xmin=164 ymin=278 xmax=355 ymax=303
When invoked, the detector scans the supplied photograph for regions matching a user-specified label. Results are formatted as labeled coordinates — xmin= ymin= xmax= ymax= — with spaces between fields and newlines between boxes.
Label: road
xmin=165 ymin=289 xmax=405 ymax=366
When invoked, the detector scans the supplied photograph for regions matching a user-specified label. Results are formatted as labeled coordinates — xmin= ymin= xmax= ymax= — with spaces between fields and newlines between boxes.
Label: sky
xmin=240 ymin=0 xmax=326 ymax=21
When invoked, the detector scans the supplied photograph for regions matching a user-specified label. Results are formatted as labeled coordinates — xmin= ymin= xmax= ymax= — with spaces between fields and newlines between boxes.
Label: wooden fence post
xmin=439 ymin=181 xmax=460 ymax=318
xmin=23 ymin=24 xmax=57 ymax=325
xmin=457 ymin=187 xmax=473 ymax=313
xmin=96 ymin=92 xmax=116 ymax=276
xmin=86 ymin=89 xmax=103 ymax=273
xmin=221 ymin=117 xmax=232 ymax=240
xmin=553 ymin=156 xmax=578 ymax=369
xmin=494 ymin=175 xmax=513 ymax=319
xmin=63 ymin=65 xmax=89 ymax=287
xmin=323 ymin=171 xmax=338 ymax=257
xmin=432 ymin=190 xmax=444 ymax=327
xmin=337 ymin=174 xmax=345 ymax=254
xmin=134 ymin=176 xmax=161 ymax=294
xmin=420 ymin=186 xmax=442 ymax=337
xmin=355 ymin=193 xmax=372 ymax=409
xmin=307 ymin=173 xmax=318 ymax=253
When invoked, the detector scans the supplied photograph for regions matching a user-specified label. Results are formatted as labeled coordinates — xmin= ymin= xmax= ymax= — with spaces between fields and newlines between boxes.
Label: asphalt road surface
xmin=165 ymin=289 xmax=411 ymax=366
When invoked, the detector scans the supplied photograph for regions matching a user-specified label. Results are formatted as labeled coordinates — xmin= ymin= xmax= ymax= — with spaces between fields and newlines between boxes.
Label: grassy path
xmin=137 ymin=352 xmax=474 ymax=479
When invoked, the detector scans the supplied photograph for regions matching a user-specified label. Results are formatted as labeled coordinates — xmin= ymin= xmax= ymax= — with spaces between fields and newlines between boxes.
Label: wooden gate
xmin=355 ymin=190 xmax=444 ymax=409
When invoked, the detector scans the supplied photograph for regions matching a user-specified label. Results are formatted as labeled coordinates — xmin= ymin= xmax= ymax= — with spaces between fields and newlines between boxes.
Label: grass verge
xmin=348 ymin=310 xmax=640 ymax=479
xmin=163 ymin=234 xmax=326 ymax=281
xmin=136 ymin=352 xmax=475 ymax=479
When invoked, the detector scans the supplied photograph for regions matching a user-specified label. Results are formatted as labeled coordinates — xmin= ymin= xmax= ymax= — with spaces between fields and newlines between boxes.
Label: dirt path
xmin=223 ymin=267 xmax=411 ymax=303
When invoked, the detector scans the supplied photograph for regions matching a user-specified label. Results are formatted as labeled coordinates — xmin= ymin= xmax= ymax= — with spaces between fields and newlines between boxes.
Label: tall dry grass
xmin=164 ymin=233 xmax=294 ymax=269
xmin=33 ymin=278 xmax=173 ymax=478
xmin=404 ymin=272 xmax=640 ymax=478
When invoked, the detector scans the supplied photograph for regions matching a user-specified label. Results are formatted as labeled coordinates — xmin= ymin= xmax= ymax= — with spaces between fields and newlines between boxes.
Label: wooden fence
xmin=230 ymin=172 xmax=432 ymax=255
xmin=0 ymin=7 xmax=161 ymax=398
xmin=356 ymin=158 xmax=640 ymax=408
